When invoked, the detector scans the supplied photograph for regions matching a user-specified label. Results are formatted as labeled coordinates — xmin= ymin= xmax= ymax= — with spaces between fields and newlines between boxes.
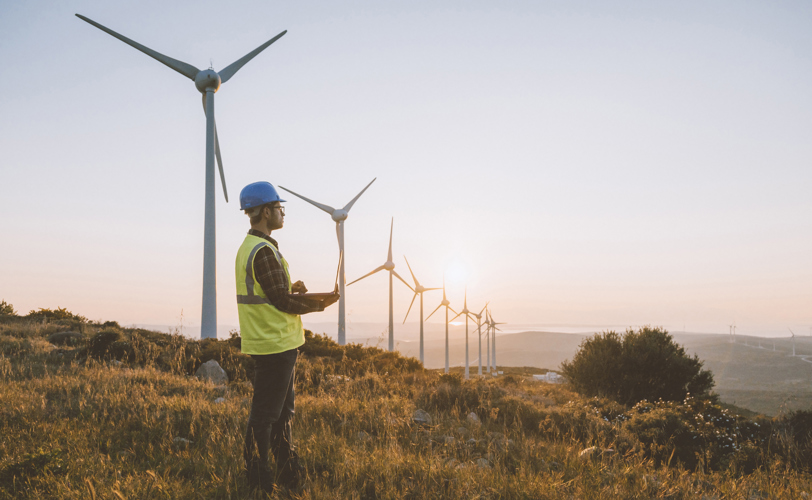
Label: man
xmin=235 ymin=181 xmax=339 ymax=493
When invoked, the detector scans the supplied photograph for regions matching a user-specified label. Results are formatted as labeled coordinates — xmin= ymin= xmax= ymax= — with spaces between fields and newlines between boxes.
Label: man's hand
xmin=291 ymin=280 xmax=308 ymax=294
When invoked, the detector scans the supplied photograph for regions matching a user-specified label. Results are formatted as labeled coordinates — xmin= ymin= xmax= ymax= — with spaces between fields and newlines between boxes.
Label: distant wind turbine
xmin=789 ymin=328 xmax=796 ymax=356
xmin=470 ymin=303 xmax=489 ymax=376
xmin=487 ymin=310 xmax=505 ymax=374
xmin=279 ymin=179 xmax=376 ymax=345
xmin=76 ymin=14 xmax=287 ymax=339
xmin=401 ymin=257 xmax=441 ymax=365
xmin=347 ymin=218 xmax=412 ymax=351
xmin=450 ymin=289 xmax=477 ymax=379
xmin=426 ymin=276 xmax=458 ymax=373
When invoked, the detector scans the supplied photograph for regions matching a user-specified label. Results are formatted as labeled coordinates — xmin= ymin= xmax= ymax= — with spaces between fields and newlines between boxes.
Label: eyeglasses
xmin=272 ymin=205 xmax=285 ymax=215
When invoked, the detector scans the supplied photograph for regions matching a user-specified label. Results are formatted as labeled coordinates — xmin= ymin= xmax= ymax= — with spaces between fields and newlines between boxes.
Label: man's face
xmin=266 ymin=202 xmax=284 ymax=231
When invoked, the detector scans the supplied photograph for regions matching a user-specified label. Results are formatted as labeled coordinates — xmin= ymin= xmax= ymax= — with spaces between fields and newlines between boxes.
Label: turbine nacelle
xmin=384 ymin=260 xmax=395 ymax=271
xmin=331 ymin=209 xmax=349 ymax=222
xmin=195 ymin=69 xmax=221 ymax=93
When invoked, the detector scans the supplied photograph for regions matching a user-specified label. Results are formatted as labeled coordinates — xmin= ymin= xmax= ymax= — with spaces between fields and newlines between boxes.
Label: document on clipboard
xmin=294 ymin=251 xmax=342 ymax=301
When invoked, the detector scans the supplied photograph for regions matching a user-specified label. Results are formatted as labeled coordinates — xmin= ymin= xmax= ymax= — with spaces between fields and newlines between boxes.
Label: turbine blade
xmin=75 ymin=14 xmax=200 ymax=80
xmin=334 ymin=249 xmax=344 ymax=287
xmin=450 ymin=311 xmax=463 ymax=322
xmin=479 ymin=302 xmax=489 ymax=315
xmin=202 ymin=95 xmax=228 ymax=202
xmin=403 ymin=256 xmax=419 ymax=286
xmin=335 ymin=222 xmax=341 ymax=247
xmin=347 ymin=264 xmax=386 ymax=286
xmin=448 ymin=306 xmax=458 ymax=317
xmin=403 ymin=293 xmax=418 ymax=324
xmin=425 ymin=304 xmax=442 ymax=321
xmin=424 ymin=287 xmax=442 ymax=291
xmin=278 ymin=186 xmax=336 ymax=215
xmin=219 ymin=30 xmax=287 ymax=84
xmin=342 ymin=177 xmax=376 ymax=212
xmin=391 ymin=270 xmax=414 ymax=292
xmin=214 ymin=126 xmax=227 ymax=202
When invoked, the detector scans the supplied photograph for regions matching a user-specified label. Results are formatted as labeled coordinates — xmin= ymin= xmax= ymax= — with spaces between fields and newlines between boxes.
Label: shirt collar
xmin=248 ymin=228 xmax=279 ymax=248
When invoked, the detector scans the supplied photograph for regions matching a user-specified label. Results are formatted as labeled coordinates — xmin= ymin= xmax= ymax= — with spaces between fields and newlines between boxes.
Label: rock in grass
xmin=173 ymin=437 xmax=193 ymax=450
xmin=195 ymin=359 xmax=228 ymax=385
xmin=356 ymin=431 xmax=372 ymax=442
xmin=467 ymin=412 xmax=481 ymax=425
xmin=476 ymin=458 xmax=491 ymax=468
xmin=412 ymin=409 xmax=432 ymax=426
xmin=214 ymin=397 xmax=225 ymax=404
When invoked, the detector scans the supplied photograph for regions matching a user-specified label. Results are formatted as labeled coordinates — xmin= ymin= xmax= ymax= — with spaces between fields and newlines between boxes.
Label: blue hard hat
xmin=239 ymin=181 xmax=286 ymax=210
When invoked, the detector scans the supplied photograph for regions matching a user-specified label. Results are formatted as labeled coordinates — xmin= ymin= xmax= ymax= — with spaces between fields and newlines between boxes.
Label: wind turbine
xmin=469 ymin=303 xmax=489 ymax=376
xmin=426 ymin=277 xmax=457 ymax=373
xmin=76 ymin=14 xmax=287 ymax=339
xmin=449 ymin=289 xmax=477 ymax=379
xmin=789 ymin=328 xmax=796 ymax=356
xmin=487 ymin=310 xmax=505 ymax=374
xmin=347 ymin=218 xmax=412 ymax=351
xmin=278 ymin=179 xmax=376 ymax=345
xmin=401 ymin=257 xmax=441 ymax=365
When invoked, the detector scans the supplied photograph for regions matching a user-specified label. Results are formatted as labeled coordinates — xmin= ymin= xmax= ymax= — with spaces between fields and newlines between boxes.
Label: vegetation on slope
xmin=0 ymin=309 xmax=811 ymax=499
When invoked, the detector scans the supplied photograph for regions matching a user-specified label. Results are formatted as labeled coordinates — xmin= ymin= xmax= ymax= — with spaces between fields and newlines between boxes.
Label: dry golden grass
xmin=0 ymin=318 xmax=811 ymax=499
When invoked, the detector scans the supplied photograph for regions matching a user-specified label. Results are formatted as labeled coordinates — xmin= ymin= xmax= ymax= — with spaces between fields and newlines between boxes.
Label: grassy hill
xmin=1 ymin=313 xmax=811 ymax=499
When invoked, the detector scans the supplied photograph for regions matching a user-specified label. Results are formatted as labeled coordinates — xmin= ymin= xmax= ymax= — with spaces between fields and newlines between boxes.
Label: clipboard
xmin=294 ymin=251 xmax=342 ymax=301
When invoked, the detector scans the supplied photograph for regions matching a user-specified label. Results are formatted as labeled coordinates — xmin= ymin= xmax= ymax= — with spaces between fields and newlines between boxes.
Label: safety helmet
xmin=239 ymin=181 xmax=286 ymax=211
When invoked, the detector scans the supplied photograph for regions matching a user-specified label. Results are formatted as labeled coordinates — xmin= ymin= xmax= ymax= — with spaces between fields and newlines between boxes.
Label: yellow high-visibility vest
xmin=235 ymin=233 xmax=304 ymax=354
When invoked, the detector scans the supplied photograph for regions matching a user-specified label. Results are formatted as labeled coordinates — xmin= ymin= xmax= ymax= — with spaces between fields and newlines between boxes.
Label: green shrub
xmin=0 ymin=300 xmax=16 ymax=317
xmin=26 ymin=307 xmax=87 ymax=324
xmin=87 ymin=329 xmax=121 ymax=359
xmin=622 ymin=397 xmax=744 ymax=470
xmin=561 ymin=326 xmax=714 ymax=406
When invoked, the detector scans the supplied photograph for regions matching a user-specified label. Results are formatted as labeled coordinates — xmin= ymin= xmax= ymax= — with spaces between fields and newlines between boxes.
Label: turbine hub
xmin=195 ymin=69 xmax=221 ymax=93
xmin=332 ymin=209 xmax=348 ymax=222
xmin=384 ymin=261 xmax=395 ymax=271
xmin=415 ymin=285 xmax=426 ymax=293
xmin=441 ymin=299 xmax=449 ymax=306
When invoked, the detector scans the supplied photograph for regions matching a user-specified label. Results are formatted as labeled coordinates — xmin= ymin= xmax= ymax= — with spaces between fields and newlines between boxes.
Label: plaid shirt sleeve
xmin=253 ymin=246 xmax=324 ymax=315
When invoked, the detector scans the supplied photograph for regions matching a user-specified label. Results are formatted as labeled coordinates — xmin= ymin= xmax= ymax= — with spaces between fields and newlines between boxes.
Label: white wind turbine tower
xmin=347 ymin=218 xmax=412 ymax=351
xmin=449 ymin=289 xmax=477 ymax=379
xmin=469 ymin=303 xmax=489 ymax=376
xmin=789 ymin=328 xmax=796 ymax=356
xmin=278 ymin=179 xmax=376 ymax=345
xmin=487 ymin=310 xmax=506 ymax=374
xmin=76 ymin=14 xmax=287 ymax=339
xmin=401 ymin=257 xmax=441 ymax=365
xmin=426 ymin=277 xmax=458 ymax=373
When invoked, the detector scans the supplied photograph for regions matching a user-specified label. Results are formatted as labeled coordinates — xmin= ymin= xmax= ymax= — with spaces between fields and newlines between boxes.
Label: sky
xmin=1 ymin=0 xmax=810 ymax=338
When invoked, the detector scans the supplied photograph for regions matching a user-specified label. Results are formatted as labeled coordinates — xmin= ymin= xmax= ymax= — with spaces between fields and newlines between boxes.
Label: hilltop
xmin=1 ymin=312 xmax=811 ymax=499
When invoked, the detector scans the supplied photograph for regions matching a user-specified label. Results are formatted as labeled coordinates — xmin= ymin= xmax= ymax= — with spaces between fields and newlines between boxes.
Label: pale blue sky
xmin=1 ymin=0 xmax=810 ymax=337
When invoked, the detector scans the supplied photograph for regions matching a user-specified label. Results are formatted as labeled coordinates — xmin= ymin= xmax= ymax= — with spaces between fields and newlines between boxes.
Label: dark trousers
xmin=244 ymin=348 xmax=298 ymax=471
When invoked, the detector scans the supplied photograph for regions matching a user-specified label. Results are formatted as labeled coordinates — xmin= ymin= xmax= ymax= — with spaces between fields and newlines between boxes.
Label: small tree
xmin=0 ymin=299 xmax=16 ymax=316
xmin=561 ymin=326 xmax=714 ymax=406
